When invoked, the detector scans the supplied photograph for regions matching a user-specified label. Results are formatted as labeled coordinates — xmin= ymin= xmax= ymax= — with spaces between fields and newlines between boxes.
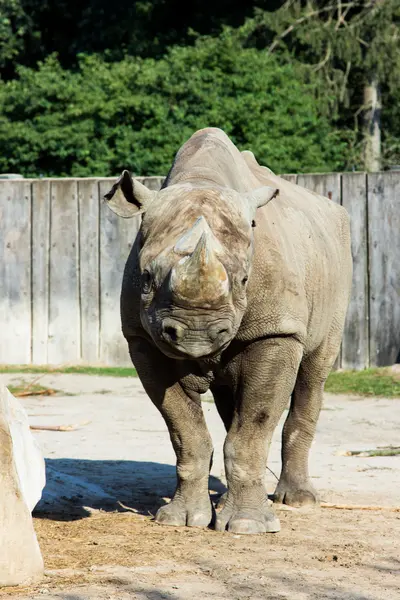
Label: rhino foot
xmin=155 ymin=495 xmax=213 ymax=528
xmin=273 ymin=478 xmax=319 ymax=507
xmin=215 ymin=506 xmax=280 ymax=534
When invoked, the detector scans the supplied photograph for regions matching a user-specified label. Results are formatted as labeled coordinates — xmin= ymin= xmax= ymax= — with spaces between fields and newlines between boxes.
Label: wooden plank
xmin=78 ymin=180 xmax=100 ymax=363
xmin=47 ymin=180 xmax=80 ymax=363
xmin=280 ymin=174 xmax=297 ymax=184
xmin=99 ymin=180 xmax=139 ymax=366
xmin=368 ymin=173 xmax=400 ymax=367
xmin=297 ymin=173 xmax=341 ymax=204
xmin=139 ymin=176 xmax=164 ymax=191
xmin=0 ymin=181 xmax=32 ymax=364
xmin=31 ymin=181 xmax=50 ymax=364
xmin=341 ymin=173 xmax=369 ymax=370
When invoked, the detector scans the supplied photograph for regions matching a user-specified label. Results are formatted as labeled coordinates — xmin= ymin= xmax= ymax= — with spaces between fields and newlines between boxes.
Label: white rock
xmin=3 ymin=387 xmax=46 ymax=511
xmin=0 ymin=386 xmax=45 ymax=586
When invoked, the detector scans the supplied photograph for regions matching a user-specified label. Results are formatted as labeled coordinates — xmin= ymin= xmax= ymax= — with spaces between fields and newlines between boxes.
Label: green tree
xmin=245 ymin=0 xmax=400 ymax=170
xmin=383 ymin=84 xmax=400 ymax=167
xmin=0 ymin=0 xmax=282 ymax=76
xmin=0 ymin=0 xmax=32 ymax=69
xmin=0 ymin=33 xmax=351 ymax=177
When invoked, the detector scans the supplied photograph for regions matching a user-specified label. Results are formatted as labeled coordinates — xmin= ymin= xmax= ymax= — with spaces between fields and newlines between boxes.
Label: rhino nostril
xmin=209 ymin=322 xmax=232 ymax=342
xmin=217 ymin=327 xmax=229 ymax=336
xmin=162 ymin=321 xmax=185 ymax=344
xmin=163 ymin=325 xmax=179 ymax=342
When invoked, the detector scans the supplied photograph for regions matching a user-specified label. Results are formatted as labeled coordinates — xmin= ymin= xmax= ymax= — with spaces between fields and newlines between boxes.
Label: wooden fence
xmin=0 ymin=173 xmax=399 ymax=370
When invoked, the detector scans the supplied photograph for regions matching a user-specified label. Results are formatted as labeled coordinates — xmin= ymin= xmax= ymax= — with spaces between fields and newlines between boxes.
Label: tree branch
xmin=336 ymin=0 xmax=343 ymax=30
xmin=340 ymin=60 xmax=352 ymax=102
xmin=313 ymin=43 xmax=332 ymax=71
xmin=267 ymin=2 xmax=363 ymax=54
xmin=356 ymin=36 xmax=369 ymax=47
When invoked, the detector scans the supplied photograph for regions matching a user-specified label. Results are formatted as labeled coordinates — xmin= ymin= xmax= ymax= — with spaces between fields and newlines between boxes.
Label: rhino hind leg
xmin=274 ymin=342 xmax=340 ymax=507
xmin=273 ymin=371 xmax=322 ymax=507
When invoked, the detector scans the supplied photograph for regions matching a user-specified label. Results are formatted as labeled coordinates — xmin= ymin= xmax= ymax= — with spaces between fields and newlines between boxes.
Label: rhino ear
xmin=104 ymin=170 xmax=156 ymax=218
xmin=243 ymin=186 xmax=279 ymax=213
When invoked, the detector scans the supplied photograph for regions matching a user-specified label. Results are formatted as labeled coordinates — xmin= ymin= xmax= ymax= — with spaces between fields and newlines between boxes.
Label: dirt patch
xmin=3 ymin=508 xmax=400 ymax=599
xmin=1 ymin=373 xmax=399 ymax=599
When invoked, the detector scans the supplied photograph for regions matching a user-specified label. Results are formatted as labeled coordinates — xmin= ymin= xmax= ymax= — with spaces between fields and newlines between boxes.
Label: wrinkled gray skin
xmin=105 ymin=128 xmax=352 ymax=535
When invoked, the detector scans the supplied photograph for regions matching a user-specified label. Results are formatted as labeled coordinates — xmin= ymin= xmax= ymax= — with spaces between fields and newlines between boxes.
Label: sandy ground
xmin=0 ymin=372 xmax=399 ymax=600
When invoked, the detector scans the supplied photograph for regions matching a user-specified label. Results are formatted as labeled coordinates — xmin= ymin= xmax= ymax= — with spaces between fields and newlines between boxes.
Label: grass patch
xmin=0 ymin=365 xmax=138 ymax=377
xmin=341 ymin=446 xmax=400 ymax=457
xmin=325 ymin=368 xmax=400 ymax=398
xmin=1 ymin=365 xmax=400 ymax=397
xmin=201 ymin=393 xmax=214 ymax=403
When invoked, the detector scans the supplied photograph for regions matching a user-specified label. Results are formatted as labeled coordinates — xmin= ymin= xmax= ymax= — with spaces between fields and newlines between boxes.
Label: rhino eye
xmin=242 ymin=276 xmax=248 ymax=286
xmin=141 ymin=270 xmax=153 ymax=294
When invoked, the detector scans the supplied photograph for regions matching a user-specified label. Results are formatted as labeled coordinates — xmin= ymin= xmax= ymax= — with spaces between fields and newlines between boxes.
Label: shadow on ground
xmin=34 ymin=458 xmax=226 ymax=521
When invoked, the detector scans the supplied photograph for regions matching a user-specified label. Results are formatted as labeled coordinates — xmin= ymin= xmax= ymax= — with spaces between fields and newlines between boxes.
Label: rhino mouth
xmin=154 ymin=334 xmax=232 ymax=361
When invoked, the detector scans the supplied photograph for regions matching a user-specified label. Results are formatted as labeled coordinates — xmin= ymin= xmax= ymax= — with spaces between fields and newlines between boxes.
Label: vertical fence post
xmin=0 ymin=180 xmax=32 ymax=364
xmin=78 ymin=180 xmax=100 ymax=363
xmin=341 ymin=173 xmax=369 ymax=370
xmin=368 ymin=173 xmax=400 ymax=367
xmin=47 ymin=180 xmax=80 ymax=363
xmin=31 ymin=180 xmax=50 ymax=364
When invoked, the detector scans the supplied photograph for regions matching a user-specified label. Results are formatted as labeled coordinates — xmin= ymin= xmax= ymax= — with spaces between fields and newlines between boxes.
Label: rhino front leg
xmin=215 ymin=337 xmax=303 ymax=534
xmin=129 ymin=338 xmax=214 ymax=527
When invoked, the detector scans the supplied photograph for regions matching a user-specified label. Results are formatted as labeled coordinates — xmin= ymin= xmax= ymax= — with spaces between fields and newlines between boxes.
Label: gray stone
xmin=0 ymin=386 xmax=45 ymax=586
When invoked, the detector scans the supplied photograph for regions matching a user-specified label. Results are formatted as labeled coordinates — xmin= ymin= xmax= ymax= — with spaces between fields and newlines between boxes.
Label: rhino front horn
xmin=170 ymin=229 xmax=229 ymax=306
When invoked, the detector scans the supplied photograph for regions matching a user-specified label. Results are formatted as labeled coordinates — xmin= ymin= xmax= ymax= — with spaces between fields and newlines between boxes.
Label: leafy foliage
xmin=0 ymin=0 xmax=281 ymax=75
xmin=250 ymin=1 xmax=400 ymax=95
xmin=382 ymin=81 xmax=400 ymax=166
xmin=243 ymin=1 xmax=400 ymax=169
xmin=0 ymin=0 xmax=32 ymax=68
xmin=0 ymin=1 xmax=399 ymax=175
xmin=0 ymin=34 xmax=352 ymax=177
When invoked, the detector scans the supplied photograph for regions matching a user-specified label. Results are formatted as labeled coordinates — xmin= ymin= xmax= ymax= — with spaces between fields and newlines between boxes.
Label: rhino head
xmin=105 ymin=171 xmax=278 ymax=360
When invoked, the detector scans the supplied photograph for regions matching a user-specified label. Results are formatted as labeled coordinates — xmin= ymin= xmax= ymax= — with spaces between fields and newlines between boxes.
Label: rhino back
xmin=164 ymin=128 xmax=261 ymax=191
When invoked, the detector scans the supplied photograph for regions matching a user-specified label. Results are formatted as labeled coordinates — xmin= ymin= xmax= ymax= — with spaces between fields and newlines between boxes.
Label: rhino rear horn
xmin=104 ymin=170 xmax=156 ymax=218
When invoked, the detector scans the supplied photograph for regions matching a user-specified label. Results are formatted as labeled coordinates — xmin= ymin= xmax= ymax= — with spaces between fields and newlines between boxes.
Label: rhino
xmin=105 ymin=127 xmax=352 ymax=535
